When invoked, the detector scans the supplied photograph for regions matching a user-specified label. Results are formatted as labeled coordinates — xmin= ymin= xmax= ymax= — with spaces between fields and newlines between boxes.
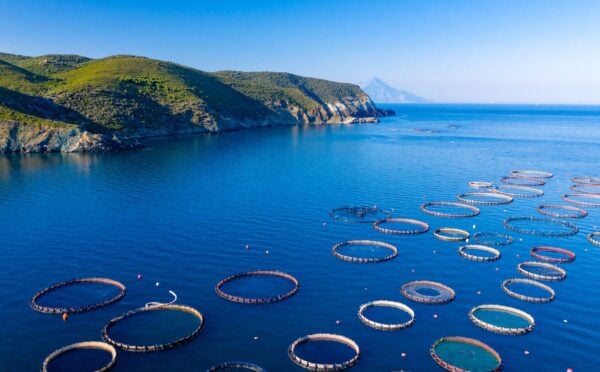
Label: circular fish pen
xmin=373 ymin=218 xmax=429 ymax=235
xmin=288 ymin=333 xmax=360 ymax=371
xmin=430 ymin=336 xmax=502 ymax=372
xmin=473 ymin=232 xmax=513 ymax=246
xmin=456 ymin=192 xmax=513 ymax=205
xmin=433 ymin=227 xmax=470 ymax=242
xmin=357 ymin=300 xmax=415 ymax=331
xmin=503 ymin=216 xmax=578 ymax=237
xmin=400 ymin=281 xmax=455 ymax=304
xmin=561 ymin=193 xmax=600 ymax=207
xmin=30 ymin=277 xmax=126 ymax=315
xmin=530 ymin=246 xmax=575 ymax=263
xmin=101 ymin=304 xmax=205 ymax=352
xmin=458 ymin=245 xmax=501 ymax=262
xmin=502 ymin=278 xmax=555 ymax=303
xmin=469 ymin=181 xmax=493 ymax=189
xmin=517 ymin=261 xmax=567 ymax=281
xmin=570 ymin=183 xmax=600 ymax=195
xmin=588 ymin=232 xmax=600 ymax=247
xmin=536 ymin=204 xmax=588 ymax=219
xmin=511 ymin=170 xmax=553 ymax=179
xmin=329 ymin=206 xmax=391 ymax=223
xmin=491 ymin=185 xmax=544 ymax=198
xmin=420 ymin=201 xmax=480 ymax=218
xmin=332 ymin=240 xmax=398 ymax=263
xmin=42 ymin=341 xmax=117 ymax=372
xmin=207 ymin=362 xmax=266 ymax=371
xmin=215 ymin=270 xmax=299 ymax=304
xmin=572 ymin=176 xmax=600 ymax=186
xmin=501 ymin=176 xmax=546 ymax=187
xmin=469 ymin=305 xmax=535 ymax=335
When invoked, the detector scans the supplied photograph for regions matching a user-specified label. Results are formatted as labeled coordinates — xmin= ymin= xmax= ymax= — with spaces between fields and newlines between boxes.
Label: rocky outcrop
xmin=0 ymin=121 xmax=140 ymax=153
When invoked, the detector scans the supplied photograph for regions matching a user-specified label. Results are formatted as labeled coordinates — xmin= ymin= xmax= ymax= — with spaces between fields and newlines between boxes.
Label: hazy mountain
xmin=361 ymin=77 xmax=430 ymax=103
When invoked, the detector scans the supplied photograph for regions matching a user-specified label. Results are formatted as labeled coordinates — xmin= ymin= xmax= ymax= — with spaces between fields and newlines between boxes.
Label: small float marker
xmin=335 ymin=320 xmax=341 ymax=325
xmin=563 ymin=319 xmax=568 ymax=323
xmin=265 ymin=250 xmax=270 ymax=255
xmin=433 ymin=250 xmax=437 ymax=254
xmin=433 ymin=314 xmax=438 ymax=319
xmin=253 ymin=336 xmax=259 ymax=341
xmin=137 ymin=274 xmax=142 ymax=280
xmin=472 ymin=224 xmax=477 ymax=229
xmin=62 ymin=312 xmax=68 ymax=321
xmin=245 ymin=244 xmax=250 ymax=250
xmin=322 ymin=222 xmax=327 ymax=227
xmin=155 ymin=281 xmax=160 ymax=287
xmin=524 ymin=350 xmax=530 ymax=355
xmin=477 ymin=290 xmax=482 ymax=295
xmin=401 ymin=352 xmax=407 ymax=358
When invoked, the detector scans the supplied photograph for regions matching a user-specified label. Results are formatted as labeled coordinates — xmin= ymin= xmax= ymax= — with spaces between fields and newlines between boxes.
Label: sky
xmin=1 ymin=0 xmax=599 ymax=104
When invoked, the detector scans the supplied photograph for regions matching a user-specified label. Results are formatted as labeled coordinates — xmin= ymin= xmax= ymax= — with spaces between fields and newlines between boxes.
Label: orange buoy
xmin=62 ymin=312 xmax=69 ymax=321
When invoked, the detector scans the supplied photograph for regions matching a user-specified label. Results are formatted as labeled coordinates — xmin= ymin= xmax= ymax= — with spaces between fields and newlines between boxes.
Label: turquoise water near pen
xmin=1 ymin=104 xmax=599 ymax=371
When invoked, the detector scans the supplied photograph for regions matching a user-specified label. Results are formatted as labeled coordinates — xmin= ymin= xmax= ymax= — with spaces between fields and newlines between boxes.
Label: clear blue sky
xmin=1 ymin=0 xmax=599 ymax=103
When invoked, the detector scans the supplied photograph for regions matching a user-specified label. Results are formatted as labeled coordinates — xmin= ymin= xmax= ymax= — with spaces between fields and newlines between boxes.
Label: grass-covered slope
xmin=0 ymin=52 xmax=385 ymax=152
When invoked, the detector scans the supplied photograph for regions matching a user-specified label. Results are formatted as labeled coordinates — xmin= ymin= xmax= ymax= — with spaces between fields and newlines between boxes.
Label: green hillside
xmin=0 ymin=52 xmax=385 ymax=152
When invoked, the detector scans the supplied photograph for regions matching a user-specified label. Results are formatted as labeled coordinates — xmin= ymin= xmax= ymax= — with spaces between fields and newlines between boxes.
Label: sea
xmin=1 ymin=104 xmax=599 ymax=371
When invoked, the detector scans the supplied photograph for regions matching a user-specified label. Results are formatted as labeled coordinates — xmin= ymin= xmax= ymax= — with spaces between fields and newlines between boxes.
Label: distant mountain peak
xmin=361 ymin=77 xmax=431 ymax=103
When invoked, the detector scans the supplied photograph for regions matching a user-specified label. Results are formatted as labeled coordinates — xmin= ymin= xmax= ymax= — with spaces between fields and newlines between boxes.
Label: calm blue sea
xmin=1 ymin=104 xmax=599 ymax=371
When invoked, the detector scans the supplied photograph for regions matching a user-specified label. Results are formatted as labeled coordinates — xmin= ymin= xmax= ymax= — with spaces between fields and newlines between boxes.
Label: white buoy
xmin=155 ymin=281 xmax=160 ymax=287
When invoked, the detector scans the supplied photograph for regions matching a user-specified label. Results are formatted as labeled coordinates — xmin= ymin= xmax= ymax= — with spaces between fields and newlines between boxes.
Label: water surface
xmin=1 ymin=104 xmax=599 ymax=371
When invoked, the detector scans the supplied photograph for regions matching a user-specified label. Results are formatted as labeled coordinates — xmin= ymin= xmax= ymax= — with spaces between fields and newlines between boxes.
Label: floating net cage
xmin=501 ymin=278 xmax=555 ymax=303
xmin=420 ymin=201 xmax=480 ymax=218
xmin=42 ymin=341 xmax=117 ymax=372
xmin=30 ymin=277 xmax=126 ymax=315
xmin=433 ymin=227 xmax=470 ymax=242
xmin=536 ymin=204 xmax=588 ymax=219
xmin=511 ymin=170 xmax=553 ymax=179
xmin=501 ymin=176 xmax=546 ymax=187
xmin=357 ymin=300 xmax=415 ymax=331
xmin=373 ymin=218 xmax=429 ymax=235
xmin=469 ymin=181 xmax=493 ymax=189
xmin=101 ymin=304 xmax=205 ymax=352
xmin=288 ymin=333 xmax=360 ymax=371
xmin=571 ymin=176 xmax=600 ymax=186
xmin=206 ymin=362 xmax=266 ymax=372
xmin=401 ymin=280 xmax=455 ymax=304
xmin=588 ymin=232 xmax=600 ymax=247
xmin=503 ymin=216 xmax=579 ymax=237
xmin=561 ymin=193 xmax=600 ymax=207
xmin=491 ymin=185 xmax=544 ymax=198
xmin=473 ymin=232 xmax=513 ymax=246
xmin=430 ymin=336 xmax=502 ymax=372
xmin=215 ymin=270 xmax=300 ymax=304
xmin=329 ymin=206 xmax=391 ymax=224
xmin=517 ymin=261 xmax=567 ymax=281
xmin=570 ymin=183 xmax=600 ymax=195
xmin=456 ymin=192 xmax=513 ymax=206
xmin=458 ymin=245 xmax=501 ymax=262
xmin=332 ymin=240 xmax=398 ymax=263
xmin=469 ymin=305 xmax=535 ymax=335
xmin=530 ymin=246 xmax=575 ymax=263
